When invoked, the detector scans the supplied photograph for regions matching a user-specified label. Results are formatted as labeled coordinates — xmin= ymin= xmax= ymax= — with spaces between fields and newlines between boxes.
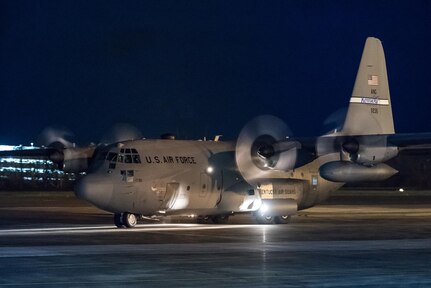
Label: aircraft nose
xmin=75 ymin=174 xmax=113 ymax=209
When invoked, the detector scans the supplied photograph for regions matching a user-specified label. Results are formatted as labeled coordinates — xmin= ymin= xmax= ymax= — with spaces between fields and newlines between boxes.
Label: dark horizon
xmin=1 ymin=1 xmax=430 ymax=146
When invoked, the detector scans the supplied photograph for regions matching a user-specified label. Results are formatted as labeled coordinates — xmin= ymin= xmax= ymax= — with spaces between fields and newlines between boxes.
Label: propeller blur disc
xmin=37 ymin=126 xmax=75 ymax=148
xmin=235 ymin=115 xmax=296 ymax=184
xmin=100 ymin=123 xmax=143 ymax=145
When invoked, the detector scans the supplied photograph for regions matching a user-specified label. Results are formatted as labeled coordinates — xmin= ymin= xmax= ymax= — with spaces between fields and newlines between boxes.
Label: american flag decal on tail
xmin=368 ymin=75 xmax=379 ymax=85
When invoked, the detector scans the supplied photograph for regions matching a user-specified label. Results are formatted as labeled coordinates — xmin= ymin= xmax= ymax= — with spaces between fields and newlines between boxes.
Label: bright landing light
xmin=259 ymin=203 xmax=269 ymax=215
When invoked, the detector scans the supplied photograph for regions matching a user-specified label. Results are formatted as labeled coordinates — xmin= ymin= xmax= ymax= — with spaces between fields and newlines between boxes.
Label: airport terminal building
xmin=0 ymin=144 xmax=77 ymax=190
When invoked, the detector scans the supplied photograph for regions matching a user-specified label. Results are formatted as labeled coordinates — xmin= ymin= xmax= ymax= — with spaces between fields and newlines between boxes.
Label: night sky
xmin=1 ymin=1 xmax=430 ymax=145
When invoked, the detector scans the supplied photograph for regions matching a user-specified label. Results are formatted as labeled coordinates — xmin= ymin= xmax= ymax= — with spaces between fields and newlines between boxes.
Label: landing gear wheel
xmin=255 ymin=214 xmax=275 ymax=224
xmin=274 ymin=215 xmax=291 ymax=224
xmin=114 ymin=213 xmax=124 ymax=228
xmin=122 ymin=213 xmax=138 ymax=228
xmin=212 ymin=215 xmax=230 ymax=224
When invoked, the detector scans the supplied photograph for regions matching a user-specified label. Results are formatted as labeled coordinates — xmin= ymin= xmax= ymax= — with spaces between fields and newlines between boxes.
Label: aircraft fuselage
xmin=75 ymin=139 xmax=342 ymax=223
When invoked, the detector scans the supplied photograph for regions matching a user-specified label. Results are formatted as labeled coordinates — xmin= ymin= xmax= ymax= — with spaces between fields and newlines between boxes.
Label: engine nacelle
xmin=354 ymin=145 xmax=398 ymax=166
xmin=62 ymin=158 xmax=89 ymax=173
xmin=319 ymin=161 xmax=398 ymax=183
xmin=61 ymin=148 xmax=93 ymax=173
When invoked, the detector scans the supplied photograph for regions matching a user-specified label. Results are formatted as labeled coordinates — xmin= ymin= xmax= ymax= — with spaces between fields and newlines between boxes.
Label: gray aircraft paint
xmin=342 ymin=37 xmax=395 ymax=136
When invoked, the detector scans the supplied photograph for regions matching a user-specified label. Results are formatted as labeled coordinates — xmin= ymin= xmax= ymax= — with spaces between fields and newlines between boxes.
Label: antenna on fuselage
xmin=214 ymin=135 xmax=223 ymax=142
xmin=160 ymin=133 xmax=176 ymax=140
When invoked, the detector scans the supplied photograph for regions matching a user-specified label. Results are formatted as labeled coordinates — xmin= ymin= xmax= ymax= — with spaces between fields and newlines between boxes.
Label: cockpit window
xmin=95 ymin=147 xmax=141 ymax=171
xmin=107 ymin=152 xmax=118 ymax=162
xmin=125 ymin=155 xmax=132 ymax=163
xmin=115 ymin=148 xmax=141 ymax=164
xmin=133 ymin=155 xmax=141 ymax=163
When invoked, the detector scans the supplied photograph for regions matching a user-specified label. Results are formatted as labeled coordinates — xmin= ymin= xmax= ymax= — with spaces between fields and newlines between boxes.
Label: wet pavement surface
xmin=1 ymin=191 xmax=431 ymax=287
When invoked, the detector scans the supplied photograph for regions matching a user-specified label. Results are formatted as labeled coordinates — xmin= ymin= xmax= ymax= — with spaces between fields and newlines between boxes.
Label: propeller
xmin=322 ymin=108 xmax=347 ymax=134
xmin=34 ymin=126 xmax=77 ymax=165
xmin=235 ymin=115 xmax=299 ymax=184
xmin=100 ymin=123 xmax=143 ymax=145
xmin=1 ymin=123 xmax=143 ymax=174
xmin=37 ymin=126 xmax=75 ymax=149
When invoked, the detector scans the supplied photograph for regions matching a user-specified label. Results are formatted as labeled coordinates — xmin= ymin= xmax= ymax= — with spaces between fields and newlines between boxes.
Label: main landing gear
xmin=114 ymin=212 xmax=138 ymax=228
xmin=196 ymin=215 xmax=230 ymax=224
xmin=255 ymin=214 xmax=291 ymax=225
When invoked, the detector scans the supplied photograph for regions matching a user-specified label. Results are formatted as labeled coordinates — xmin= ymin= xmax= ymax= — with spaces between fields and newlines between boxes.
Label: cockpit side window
xmin=106 ymin=152 xmax=118 ymax=170
xmin=107 ymin=152 xmax=118 ymax=162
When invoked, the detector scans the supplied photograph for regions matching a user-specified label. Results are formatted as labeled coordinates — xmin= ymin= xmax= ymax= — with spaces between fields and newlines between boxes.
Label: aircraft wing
xmin=273 ymin=132 xmax=431 ymax=169
xmin=388 ymin=133 xmax=431 ymax=154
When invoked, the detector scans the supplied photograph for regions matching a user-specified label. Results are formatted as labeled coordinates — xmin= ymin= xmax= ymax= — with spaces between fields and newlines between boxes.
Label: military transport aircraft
xmin=2 ymin=37 xmax=428 ymax=228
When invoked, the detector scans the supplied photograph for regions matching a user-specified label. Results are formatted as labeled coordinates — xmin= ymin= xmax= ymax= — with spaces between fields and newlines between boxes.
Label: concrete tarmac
xmin=1 ymin=191 xmax=431 ymax=287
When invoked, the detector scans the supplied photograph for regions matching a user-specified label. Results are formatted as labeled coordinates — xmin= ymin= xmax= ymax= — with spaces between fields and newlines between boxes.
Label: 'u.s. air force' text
xmin=144 ymin=155 xmax=197 ymax=164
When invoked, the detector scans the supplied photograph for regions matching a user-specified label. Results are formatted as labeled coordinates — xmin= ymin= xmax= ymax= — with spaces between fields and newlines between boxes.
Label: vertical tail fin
xmin=341 ymin=37 xmax=395 ymax=136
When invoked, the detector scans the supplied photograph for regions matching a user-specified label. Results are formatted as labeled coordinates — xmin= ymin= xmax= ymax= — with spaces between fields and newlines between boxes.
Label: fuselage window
xmin=121 ymin=170 xmax=134 ymax=182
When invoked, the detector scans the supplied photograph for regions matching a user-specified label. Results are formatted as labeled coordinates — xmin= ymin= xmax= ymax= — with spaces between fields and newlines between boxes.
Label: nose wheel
xmin=114 ymin=212 xmax=138 ymax=228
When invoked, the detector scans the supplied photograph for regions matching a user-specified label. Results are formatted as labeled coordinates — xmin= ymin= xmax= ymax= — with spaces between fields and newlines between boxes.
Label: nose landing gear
xmin=114 ymin=212 xmax=138 ymax=228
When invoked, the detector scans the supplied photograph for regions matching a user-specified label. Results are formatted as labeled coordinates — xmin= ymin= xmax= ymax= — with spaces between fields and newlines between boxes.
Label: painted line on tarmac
xmin=0 ymin=223 xmax=269 ymax=236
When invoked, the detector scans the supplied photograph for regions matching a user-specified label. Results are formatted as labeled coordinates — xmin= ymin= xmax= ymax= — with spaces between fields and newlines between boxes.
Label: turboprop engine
xmin=235 ymin=115 xmax=315 ymax=185
xmin=317 ymin=135 xmax=399 ymax=183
